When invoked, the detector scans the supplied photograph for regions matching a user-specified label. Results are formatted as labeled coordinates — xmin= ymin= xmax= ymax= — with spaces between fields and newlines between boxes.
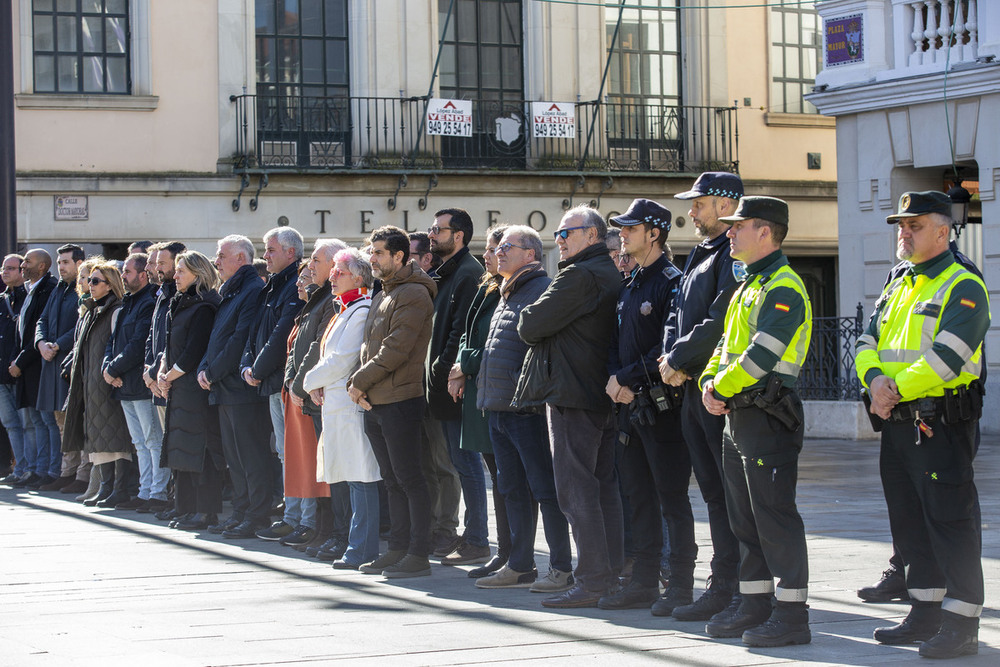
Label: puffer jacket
xmin=513 ymin=243 xmax=620 ymax=412
xmin=351 ymin=260 xmax=437 ymax=406
xmin=103 ymin=283 xmax=156 ymax=401
xmin=285 ymin=281 xmax=335 ymax=417
xmin=241 ymin=262 xmax=304 ymax=396
xmin=478 ymin=263 xmax=550 ymax=412
xmin=162 ymin=287 xmax=222 ymax=472
xmin=199 ymin=264 xmax=265 ymax=406
xmin=62 ymin=293 xmax=131 ymax=455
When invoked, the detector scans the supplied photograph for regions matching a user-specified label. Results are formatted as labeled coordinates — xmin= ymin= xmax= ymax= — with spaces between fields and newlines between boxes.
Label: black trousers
xmin=618 ymin=406 xmax=697 ymax=589
xmin=682 ymin=380 xmax=740 ymax=581
xmin=364 ymin=396 xmax=432 ymax=556
xmin=880 ymin=416 xmax=983 ymax=617
xmin=723 ymin=397 xmax=808 ymax=601
xmin=219 ymin=402 xmax=274 ymax=524
xmin=174 ymin=449 xmax=223 ymax=515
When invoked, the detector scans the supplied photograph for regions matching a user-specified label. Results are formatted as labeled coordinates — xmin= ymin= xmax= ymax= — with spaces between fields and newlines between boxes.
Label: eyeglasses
xmin=427 ymin=226 xmax=455 ymax=235
xmin=496 ymin=242 xmax=529 ymax=255
xmin=553 ymin=226 xmax=589 ymax=240
xmin=330 ymin=268 xmax=352 ymax=279
xmin=87 ymin=277 xmax=107 ymax=285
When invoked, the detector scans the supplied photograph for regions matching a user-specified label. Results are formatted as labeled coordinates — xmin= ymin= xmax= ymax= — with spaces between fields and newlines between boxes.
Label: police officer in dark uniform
xmin=598 ymin=199 xmax=698 ymax=614
xmin=659 ymin=172 xmax=744 ymax=620
xmin=857 ymin=191 xmax=988 ymax=659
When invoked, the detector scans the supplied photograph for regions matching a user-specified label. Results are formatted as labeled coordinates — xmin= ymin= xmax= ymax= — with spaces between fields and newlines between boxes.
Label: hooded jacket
xmin=351 ymin=260 xmax=437 ymax=406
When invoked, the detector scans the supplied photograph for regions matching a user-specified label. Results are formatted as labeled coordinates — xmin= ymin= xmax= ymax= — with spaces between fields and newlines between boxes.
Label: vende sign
xmin=531 ymin=102 xmax=576 ymax=139
xmin=426 ymin=99 xmax=473 ymax=137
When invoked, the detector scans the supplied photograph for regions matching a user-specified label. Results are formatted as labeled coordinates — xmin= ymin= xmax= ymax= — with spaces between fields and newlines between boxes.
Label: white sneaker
xmin=475 ymin=564 xmax=538 ymax=589
xmin=529 ymin=568 xmax=575 ymax=593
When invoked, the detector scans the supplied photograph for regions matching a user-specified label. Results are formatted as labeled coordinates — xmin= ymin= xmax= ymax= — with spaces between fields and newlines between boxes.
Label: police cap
xmin=718 ymin=196 xmax=789 ymax=227
xmin=886 ymin=191 xmax=952 ymax=224
xmin=610 ymin=198 xmax=672 ymax=232
xmin=674 ymin=171 xmax=744 ymax=201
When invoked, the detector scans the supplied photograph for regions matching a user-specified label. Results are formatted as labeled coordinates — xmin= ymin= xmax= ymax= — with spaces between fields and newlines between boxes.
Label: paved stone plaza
xmin=1 ymin=436 xmax=997 ymax=666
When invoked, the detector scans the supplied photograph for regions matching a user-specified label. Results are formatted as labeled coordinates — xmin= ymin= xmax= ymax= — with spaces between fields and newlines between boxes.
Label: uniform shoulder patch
xmin=774 ymin=303 xmax=790 ymax=312
xmin=960 ymin=298 xmax=976 ymax=309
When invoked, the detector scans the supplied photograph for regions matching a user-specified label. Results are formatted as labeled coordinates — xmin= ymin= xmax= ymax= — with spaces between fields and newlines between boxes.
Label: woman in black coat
xmin=157 ymin=251 xmax=222 ymax=531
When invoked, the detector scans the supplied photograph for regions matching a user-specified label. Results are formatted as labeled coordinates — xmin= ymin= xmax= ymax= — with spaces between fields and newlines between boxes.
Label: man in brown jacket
xmin=349 ymin=225 xmax=437 ymax=579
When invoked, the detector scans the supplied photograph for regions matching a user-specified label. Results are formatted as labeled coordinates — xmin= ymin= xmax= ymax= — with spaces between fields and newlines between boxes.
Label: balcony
xmin=811 ymin=0 xmax=1000 ymax=113
xmin=229 ymin=94 xmax=738 ymax=175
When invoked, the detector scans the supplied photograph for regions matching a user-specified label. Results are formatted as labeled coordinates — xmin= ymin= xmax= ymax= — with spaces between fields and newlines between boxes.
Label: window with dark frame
xmin=438 ymin=0 xmax=524 ymax=102
xmin=606 ymin=1 xmax=682 ymax=109
xmin=770 ymin=0 xmax=821 ymax=114
xmin=32 ymin=0 xmax=131 ymax=95
xmin=255 ymin=0 xmax=349 ymax=99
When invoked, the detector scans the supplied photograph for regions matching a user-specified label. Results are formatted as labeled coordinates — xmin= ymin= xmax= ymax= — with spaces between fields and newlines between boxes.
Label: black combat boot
xmin=672 ymin=576 xmax=738 ymax=621
xmin=742 ymin=601 xmax=811 ymax=647
xmin=918 ymin=611 xmax=978 ymax=659
xmin=705 ymin=593 xmax=771 ymax=638
xmin=874 ymin=602 xmax=942 ymax=645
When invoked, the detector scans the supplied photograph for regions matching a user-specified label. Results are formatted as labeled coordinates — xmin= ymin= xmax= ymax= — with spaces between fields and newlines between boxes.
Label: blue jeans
xmin=343 ymin=481 xmax=380 ymax=566
xmin=490 ymin=411 xmax=572 ymax=573
xmin=22 ymin=406 xmax=51 ymax=477
xmin=0 ymin=385 xmax=26 ymax=476
xmin=441 ymin=419 xmax=488 ymax=547
xmin=121 ymin=399 xmax=168 ymax=500
xmin=38 ymin=410 xmax=62 ymax=478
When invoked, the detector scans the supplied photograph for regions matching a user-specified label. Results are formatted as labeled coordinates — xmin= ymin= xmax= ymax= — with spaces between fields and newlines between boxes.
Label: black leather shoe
xmin=96 ymin=491 xmax=130 ymax=508
xmin=223 ymin=519 xmax=262 ymax=539
xmin=208 ymin=515 xmax=242 ymax=534
xmin=541 ymin=584 xmax=605 ymax=609
xmin=332 ymin=559 xmax=361 ymax=570
xmin=114 ymin=497 xmax=146 ymax=510
xmin=316 ymin=538 xmax=348 ymax=561
xmin=83 ymin=486 xmax=114 ymax=507
xmin=874 ymin=606 xmax=942 ymax=645
xmin=169 ymin=513 xmax=194 ymax=528
xmin=176 ymin=513 xmax=217 ymax=531
xmin=858 ymin=567 xmax=909 ymax=602
xmin=13 ymin=472 xmax=42 ymax=489
xmin=650 ymin=585 xmax=694 ymax=617
xmin=468 ymin=554 xmax=508 ymax=579
xmin=742 ymin=615 xmax=811 ymax=647
xmin=137 ymin=499 xmax=170 ymax=514
xmin=919 ymin=627 xmax=979 ymax=658
xmin=156 ymin=507 xmax=181 ymax=522
xmin=598 ymin=582 xmax=659 ymax=610
xmin=27 ymin=474 xmax=55 ymax=490
xmin=706 ymin=595 xmax=772 ymax=638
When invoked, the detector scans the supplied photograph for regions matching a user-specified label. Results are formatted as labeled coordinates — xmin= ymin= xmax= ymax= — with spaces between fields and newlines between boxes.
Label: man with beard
xmin=657 ymin=172 xmax=744 ymax=620
xmin=144 ymin=241 xmax=185 ymax=520
xmin=425 ymin=208 xmax=490 ymax=565
xmin=349 ymin=225 xmax=437 ymax=579
xmin=34 ymin=244 xmax=85 ymax=492
xmin=9 ymin=249 xmax=58 ymax=489
xmin=103 ymin=253 xmax=161 ymax=510
xmin=856 ymin=191 xmax=988 ymax=659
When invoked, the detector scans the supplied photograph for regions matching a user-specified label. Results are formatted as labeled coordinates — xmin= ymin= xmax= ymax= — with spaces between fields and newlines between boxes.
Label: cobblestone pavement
xmin=1 ymin=435 xmax=997 ymax=666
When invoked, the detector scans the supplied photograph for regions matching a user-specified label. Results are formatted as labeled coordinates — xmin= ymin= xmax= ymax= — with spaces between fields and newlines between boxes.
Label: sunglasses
xmin=553 ymin=226 xmax=589 ymax=240
xmin=87 ymin=277 xmax=108 ymax=285
xmin=496 ymin=242 xmax=529 ymax=254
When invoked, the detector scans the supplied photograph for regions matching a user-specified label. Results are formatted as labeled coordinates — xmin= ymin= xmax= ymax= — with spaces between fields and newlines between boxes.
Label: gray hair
xmin=264 ymin=226 xmax=304 ymax=262
xmin=503 ymin=225 xmax=543 ymax=263
xmin=335 ymin=247 xmax=374 ymax=289
xmin=314 ymin=238 xmax=349 ymax=262
xmin=565 ymin=204 xmax=608 ymax=241
xmin=605 ymin=228 xmax=622 ymax=251
xmin=218 ymin=234 xmax=255 ymax=262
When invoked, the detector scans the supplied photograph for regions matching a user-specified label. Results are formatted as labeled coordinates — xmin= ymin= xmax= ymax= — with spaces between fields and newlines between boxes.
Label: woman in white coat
xmin=303 ymin=248 xmax=381 ymax=569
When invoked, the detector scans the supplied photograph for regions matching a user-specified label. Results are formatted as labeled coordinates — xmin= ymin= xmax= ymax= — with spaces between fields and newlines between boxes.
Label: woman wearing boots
xmin=62 ymin=262 xmax=131 ymax=507
xmin=158 ymin=252 xmax=223 ymax=531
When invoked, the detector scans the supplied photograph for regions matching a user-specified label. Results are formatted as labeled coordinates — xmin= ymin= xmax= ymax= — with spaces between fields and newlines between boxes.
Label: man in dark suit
xmin=9 ymin=249 xmax=58 ymax=489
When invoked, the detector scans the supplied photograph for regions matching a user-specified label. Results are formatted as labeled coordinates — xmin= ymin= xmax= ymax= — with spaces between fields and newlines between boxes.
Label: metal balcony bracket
xmin=562 ymin=176 xmax=586 ymax=210
xmin=418 ymin=174 xmax=439 ymax=211
xmin=594 ymin=176 xmax=614 ymax=209
xmin=232 ymin=172 xmax=251 ymax=212
xmin=249 ymin=173 xmax=269 ymax=212
xmin=388 ymin=174 xmax=408 ymax=211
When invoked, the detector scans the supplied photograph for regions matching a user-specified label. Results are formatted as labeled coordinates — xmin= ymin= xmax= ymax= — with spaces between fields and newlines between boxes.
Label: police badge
xmin=640 ymin=301 xmax=653 ymax=316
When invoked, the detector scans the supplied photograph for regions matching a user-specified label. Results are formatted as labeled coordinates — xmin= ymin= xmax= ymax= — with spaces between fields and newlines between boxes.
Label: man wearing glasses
xmin=513 ymin=205 xmax=623 ymax=608
xmin=425 ymin=209 xmax=491 ymax=566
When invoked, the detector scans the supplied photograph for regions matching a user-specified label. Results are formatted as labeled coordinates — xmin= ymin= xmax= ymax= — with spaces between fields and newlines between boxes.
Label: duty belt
xmin=725 ymin=390 xmax=761 ymax=411
xmin=886 ymin=397 xmax=941 ymax=423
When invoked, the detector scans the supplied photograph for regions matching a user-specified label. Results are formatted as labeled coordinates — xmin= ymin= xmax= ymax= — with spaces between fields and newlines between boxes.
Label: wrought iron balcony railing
xmin=798 ymin=304 xmax=865 ymax=401
xmin=230 ymin=93 xmax=738 ymax=174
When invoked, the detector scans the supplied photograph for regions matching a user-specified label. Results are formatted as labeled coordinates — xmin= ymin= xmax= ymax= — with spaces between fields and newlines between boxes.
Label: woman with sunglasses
xmin=63 ymin=262 xmax=132 ymax=508
xmin=158 ymin=251 xmax=223 ymax=530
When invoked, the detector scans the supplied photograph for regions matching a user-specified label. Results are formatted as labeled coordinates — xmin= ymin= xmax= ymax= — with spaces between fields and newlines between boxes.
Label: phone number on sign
xmin=428 ymin=119 xmax=472 ymax=136
xmin=533 ymin=123 xmax=575 ymax=138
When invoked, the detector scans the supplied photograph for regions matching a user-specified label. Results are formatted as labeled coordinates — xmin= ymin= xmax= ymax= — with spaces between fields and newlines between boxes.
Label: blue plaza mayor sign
xmin=825 ymin=14 xmax=864 ymax=68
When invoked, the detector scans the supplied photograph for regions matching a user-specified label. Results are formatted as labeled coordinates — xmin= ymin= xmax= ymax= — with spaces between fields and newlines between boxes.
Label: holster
xmin=861 ymin=390 xmax=884 ymax=432
xmin=943 ymin=381 xmax=984 ymax=423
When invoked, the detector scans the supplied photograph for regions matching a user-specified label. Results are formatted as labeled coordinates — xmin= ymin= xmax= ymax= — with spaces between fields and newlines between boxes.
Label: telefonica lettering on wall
xmin=825 ymin=14 xmax=864 ymax=68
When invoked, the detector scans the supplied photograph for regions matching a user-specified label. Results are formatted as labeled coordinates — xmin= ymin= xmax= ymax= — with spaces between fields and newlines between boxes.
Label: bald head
xmin=21 ymin=249 xmax=52 ymax=283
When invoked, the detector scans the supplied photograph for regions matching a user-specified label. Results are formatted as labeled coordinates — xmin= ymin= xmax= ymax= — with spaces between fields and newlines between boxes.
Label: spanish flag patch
xmin=960 ymin=298 xmax=976 ymax=308
xmin=774 ymin=303 xmax=790 ymax=312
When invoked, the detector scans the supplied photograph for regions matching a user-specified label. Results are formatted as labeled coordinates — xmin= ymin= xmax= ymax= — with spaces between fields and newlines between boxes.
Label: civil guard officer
xmin=599 ymin=199 xmax=697 ymax=614
xmin=699 ymin=196 xmax=813 ymax=647
xmin=856 ymin=191 xmax=988 ymax=659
